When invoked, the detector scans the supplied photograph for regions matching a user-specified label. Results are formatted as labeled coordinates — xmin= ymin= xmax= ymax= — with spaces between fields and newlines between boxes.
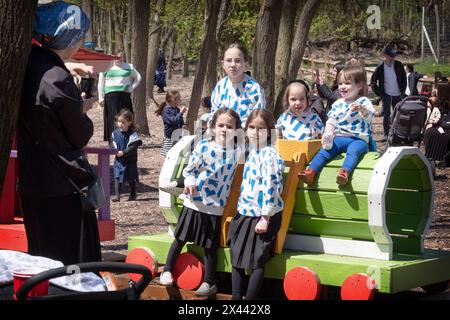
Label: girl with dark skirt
xmin=227 ymin=109 xmax=285 ymax=300
xmin=159 ymin=108 xmax=243 ymax=297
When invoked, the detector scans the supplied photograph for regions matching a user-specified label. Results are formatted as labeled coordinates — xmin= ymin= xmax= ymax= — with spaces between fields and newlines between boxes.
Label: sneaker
xmin=299 ymin=169 xmax=316 ymax=186
xmin=159 ymin=271 xmax=174 ymax=286
xmin=127 ymin=194 xmax=137 ymax=201
xmin=111 ymin=195 xmax=120 ymax=202
xmin=194 ymin=282 xmax=218 ymax=297
xmin=159 ymin=181 xmax=184 ymax=197
xmin=336 ymin=168 xmax=349 ymax=186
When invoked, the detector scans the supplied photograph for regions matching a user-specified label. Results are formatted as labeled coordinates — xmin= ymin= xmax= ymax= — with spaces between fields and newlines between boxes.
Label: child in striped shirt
xmin=159 ymin=108 xmax=243 ymax=297
xmin=277 ymin=80 xmax=324 ymax=140
xmin=227 ymin=109 xmax=285 ymax=300
xmin=300 ymin=65 xmax=375 ymax=186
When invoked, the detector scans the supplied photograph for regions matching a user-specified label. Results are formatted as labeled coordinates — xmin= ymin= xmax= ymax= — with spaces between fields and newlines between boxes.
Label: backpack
xmin=388 ymin=96 xmax=430 ymax=147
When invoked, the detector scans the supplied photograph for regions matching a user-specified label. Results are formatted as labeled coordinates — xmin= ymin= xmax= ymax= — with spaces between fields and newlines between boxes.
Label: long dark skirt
xmin=21 ymin=194 xmax=102 ymax=265
xmin=103 ymin=91 xmax=133 ymax=142
xmin=423 ymin=127 xmax=450 ymax=161
xmin=227 ymin=212 xmax=282 ymax=270
xmin=174 ymin=206 xmax=221 ymax=249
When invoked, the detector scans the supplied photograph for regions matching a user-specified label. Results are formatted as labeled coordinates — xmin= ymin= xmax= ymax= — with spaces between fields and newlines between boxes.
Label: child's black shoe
xmin=128 ymin=194 xmax=137 ymax=201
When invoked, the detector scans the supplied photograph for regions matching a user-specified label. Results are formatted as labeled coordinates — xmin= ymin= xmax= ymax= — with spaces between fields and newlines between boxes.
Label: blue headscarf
xmin=33 ymin=1 xmax=90 ymax=50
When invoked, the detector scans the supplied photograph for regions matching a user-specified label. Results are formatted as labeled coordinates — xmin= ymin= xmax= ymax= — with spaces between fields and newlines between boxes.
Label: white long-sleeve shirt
xmin=277 ymin=110 xmax=324 ymax=140
xmin=98 ymin=63 xmax=142 ymax=102
xmin=327 ymin=97 xmax=375 ymax=143
xmin=211 ymin=74 xmax=266 ymax=127
xmin=238 ymin=146 xmax=285 ymax=217
xmin=182 ymin=139 xmax=243 ymax=216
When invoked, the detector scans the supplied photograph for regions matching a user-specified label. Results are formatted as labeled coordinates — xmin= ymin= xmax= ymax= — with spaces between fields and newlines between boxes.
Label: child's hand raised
xmin=117 ymin=151 xmax=124 ymax=157
xmin=255 ymin=216 xmax=269 ymax=234
xmin=180 ymin=107 xmax=188 ymax=114
xmin=350 ymin=102 xmax=361 ymax=112
xmin=184 ymin=185 xmax=197 ymax=197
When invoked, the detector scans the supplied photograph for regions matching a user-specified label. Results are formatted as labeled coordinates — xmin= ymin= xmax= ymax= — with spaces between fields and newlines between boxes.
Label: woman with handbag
xmin=17 ymin=1 xmax=101 ymax=265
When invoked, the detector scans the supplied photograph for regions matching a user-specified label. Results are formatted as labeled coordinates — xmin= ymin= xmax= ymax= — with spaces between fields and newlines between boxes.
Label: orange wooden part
xmin=220 ymin=164 xmax=244 ymax=247
xmin=172 ymin=252 xmax=204 ymax=291
xmin=283 ymin=267 xmax=321 ymax=300
xmin=274 ymin=152 xmax=306 ymax=254
xmin=126 ymin=247 xmax=158 ymax=282
xmin=340 ymin=273 xmax=376 ymax=300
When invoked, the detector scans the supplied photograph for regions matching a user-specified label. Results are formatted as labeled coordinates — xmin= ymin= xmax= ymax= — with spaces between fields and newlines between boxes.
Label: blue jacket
xmin=162 ymin=105 xmax=184 ymax=139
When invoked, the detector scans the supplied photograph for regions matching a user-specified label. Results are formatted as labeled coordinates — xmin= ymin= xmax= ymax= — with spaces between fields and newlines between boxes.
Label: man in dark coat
xmin=370 ymin=47 xmax=407 ymax=141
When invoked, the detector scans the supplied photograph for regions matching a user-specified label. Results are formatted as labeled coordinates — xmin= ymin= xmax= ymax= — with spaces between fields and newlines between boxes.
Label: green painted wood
xmin=393 ymin=155 xmax=426 ymax=170
xmin=388 ymin=168 xmax=431 ymax=191
xmin=128 ymin=233 xmax=450 ymax=294
xmin=300 ymin=166 xmax=372 ymax=194
xmin=391 ymin=236 xmax=422 ymax=255
xmin=321 ymin=152 xmax=382 ymax=169
xmin=289 ymin=214 xmax=373 ymax=241
xmin=293 ymin=190 xmax=368 ymax=220
xmin=173 ymin=156 xmax=186 ymax=180
xmin=386 ymin=213 xmax=428 ymax=236
xmin=160 ymin=207 xmax=179 ymax=225
xmin=385 ymin=190 xmax=431 ymax=216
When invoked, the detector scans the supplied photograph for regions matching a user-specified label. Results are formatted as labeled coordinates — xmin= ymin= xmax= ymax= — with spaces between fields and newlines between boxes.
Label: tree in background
xmin=130 ymin=0 xmax=150 ymax=135
xmin=0 ymin=0 xmax=37 ymax=193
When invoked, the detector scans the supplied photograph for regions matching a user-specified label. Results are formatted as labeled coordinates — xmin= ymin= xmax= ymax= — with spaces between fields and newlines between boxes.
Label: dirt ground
xmin=84 ymin=73 xmax=450 ymax=258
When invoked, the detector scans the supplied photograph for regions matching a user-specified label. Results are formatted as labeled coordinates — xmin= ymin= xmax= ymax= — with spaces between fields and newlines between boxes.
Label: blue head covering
xmin=33 ymin=1 xmax=90 ymax=50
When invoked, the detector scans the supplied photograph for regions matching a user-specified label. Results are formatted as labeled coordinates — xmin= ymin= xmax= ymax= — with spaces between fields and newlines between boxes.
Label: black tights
xmin=164 ymin=239 xmax=218 ymax=285
xmin=114 ymin=179 xmax=136 ymax=197
xmin=231 ymin=266 xmax=265 ymax=300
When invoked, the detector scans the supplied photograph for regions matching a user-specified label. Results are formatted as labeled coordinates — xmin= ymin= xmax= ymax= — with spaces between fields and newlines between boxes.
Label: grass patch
xmin=414 ymin=59 xmax=450 ymax=77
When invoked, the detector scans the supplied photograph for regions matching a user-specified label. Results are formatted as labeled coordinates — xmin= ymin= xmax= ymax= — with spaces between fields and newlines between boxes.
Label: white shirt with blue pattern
xmin=183 ymin=139 xmax=242 ymax=216
xmin=276 ymin=110 xmax=324 ymax=140
xmin=238 ymin=146 xmax=285 ymax=217
xmin=327 ymin=97 xmax=375 ymax=143
xmin=211 ymin=74 xmax=266 ymax=127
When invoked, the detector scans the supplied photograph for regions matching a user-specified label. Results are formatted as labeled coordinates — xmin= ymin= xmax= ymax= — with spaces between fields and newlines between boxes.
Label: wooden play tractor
xmin=129 ymin=137 xmax=450 ymax=300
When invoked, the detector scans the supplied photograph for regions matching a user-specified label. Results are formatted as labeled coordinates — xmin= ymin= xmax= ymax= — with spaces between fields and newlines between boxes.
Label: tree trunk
xmin=0 ymin=0 xmax=37 ymax=193
xmin=125 ymin=0 xmax=133 ymax=61
xmin=107 ymin=5 xmax=113 ymax=54
xmin=252 ymin=0 xmax=283 ymax=111
xmin=288 ymin=0 xmax=322 ymax=81
xmin=186 ymin=0 xmax=222 ymax=133
xmin=274 ymin=0 xmax=299 ymax=117
xmin=146 ymin=0 xmax=164 ymax=101
xmin=167 ymin=31 xmax=176 ymax=80
xmin=182 ymin=54 xmax=189 ymax=78
xmin=131 ymin=0 xmax=150 ymax=135
xmin=203 ymin=0 xmax=230 ymax=97
xmin=82 ymin=0 xmax=92 ymax=43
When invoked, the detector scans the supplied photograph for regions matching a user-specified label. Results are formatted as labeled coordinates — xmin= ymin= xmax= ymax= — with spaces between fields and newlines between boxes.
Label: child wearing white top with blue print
xmin=277 ymin=81 xmax=324 ymax=140
xmin=227 ymin=109 xmax=285 ymax=300
xmin=300 ymin=65 xmax=375 ymax=186
xmin=211 ymin=43 xmax=266 ymax=127
xmin=160 ymin=108 xmax=243 ymax=297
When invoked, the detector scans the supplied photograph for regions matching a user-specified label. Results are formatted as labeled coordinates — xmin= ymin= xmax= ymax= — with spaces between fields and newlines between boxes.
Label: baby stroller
xmin=387 ymin=96 xmax=430 ymax=148
xmin=13 ymin=262 xmax=151 ymax=300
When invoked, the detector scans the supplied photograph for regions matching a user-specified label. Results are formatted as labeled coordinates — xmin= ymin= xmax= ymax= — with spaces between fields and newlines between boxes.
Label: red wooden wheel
xmin=283 ymin=267 xmax=321 ymax=300
xmin=172 ymin=252 xmax=204 ymax=291
xmin=126 ymin=247 xmax=158 ymax=282
xmin=341 ymin=273 xmax=376 ymax=300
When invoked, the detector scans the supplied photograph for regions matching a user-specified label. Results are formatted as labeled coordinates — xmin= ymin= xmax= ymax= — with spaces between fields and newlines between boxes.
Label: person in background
xmin=111 ymin=109 xmax=142 ymax=202
xmin=98 ymin=49 xmax=142 ymax=142
xmin=155 ymin=48 xmax=167 ymax=93
xmin=370 ymin=47 xmax=407 ymax=141
xmin=405 ymin=64 xmax=425 ymax=96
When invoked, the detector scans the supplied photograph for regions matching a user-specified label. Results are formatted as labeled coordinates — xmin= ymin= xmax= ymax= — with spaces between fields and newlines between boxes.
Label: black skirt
xmin=423 ymin=127 xmax=450 ymax=161
xmin=103 ymin=92 xmax=133 ymax=142
xmin=174 ymin=206 xmax=222 ymax=249
xmin=227 ymin=212 xmax=282 ymax=270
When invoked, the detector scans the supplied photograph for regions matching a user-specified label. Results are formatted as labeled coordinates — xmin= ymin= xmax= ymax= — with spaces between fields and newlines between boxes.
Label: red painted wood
xmin=172 ymin=252 xmax=204 ymax=291
xmin=126 ymin=247 xmax=158 ymax=282
xmin=0 ymin=219 xmax=115 ymax=252
xmin=0 ymin=157 xmax=16 ymax=224
xmin=341 ymin=273 xmax=376 ymax=300
xmin=283 ymin=267 xmax=321 ymax=300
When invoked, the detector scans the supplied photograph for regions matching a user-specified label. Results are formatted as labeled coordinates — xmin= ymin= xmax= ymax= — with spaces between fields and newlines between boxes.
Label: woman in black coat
xmin=17 ymin=1 xmax=101 ymax=265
